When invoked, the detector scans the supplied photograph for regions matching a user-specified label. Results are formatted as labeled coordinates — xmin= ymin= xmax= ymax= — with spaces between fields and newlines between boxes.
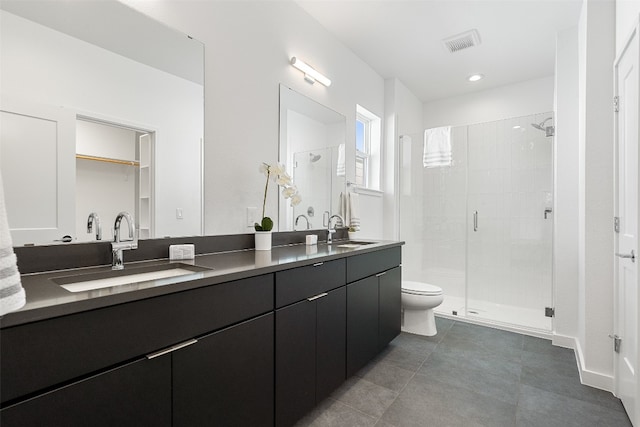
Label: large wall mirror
xmin=0 ymin=0 xmax=204 ymax=246
xmin=278 ymin=85 xmax=346 ymax=232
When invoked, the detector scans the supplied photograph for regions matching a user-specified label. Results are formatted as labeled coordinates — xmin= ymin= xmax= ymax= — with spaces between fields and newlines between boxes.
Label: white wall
xmin=553 ymin=26 xmax=580 ymax=344
xmin=123 ymin=0 xmax=386 ymax=236
xmin=576 ymin=0 xmax=616 ymax=390
xmin=1 ymin=10 xmax=203 ymax=239
xmin=423 ymin=76 xmax=555 ymax=129
xmin=616 ymin=0 xmax=640 ymax=53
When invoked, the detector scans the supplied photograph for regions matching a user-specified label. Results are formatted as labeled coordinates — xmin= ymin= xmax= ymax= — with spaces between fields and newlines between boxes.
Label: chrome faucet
xmin=87 ymin=212 xmax=102 ymax=240
xmin=112 ymin=211 xmax=137 ymax=270
xmin=327 ymin=214 xmax=345 ymax=244
xmin=295 ymin=214 xmax=311 ymax=230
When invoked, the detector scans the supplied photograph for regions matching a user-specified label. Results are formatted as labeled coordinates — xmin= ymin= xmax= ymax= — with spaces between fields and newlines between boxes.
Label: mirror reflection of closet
xmin=75 ymin=119 xmax=154 ymax=242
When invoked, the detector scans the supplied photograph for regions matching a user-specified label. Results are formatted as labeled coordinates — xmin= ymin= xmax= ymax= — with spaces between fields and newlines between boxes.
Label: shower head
xmin=309 ymin=153 xmax=321 ymax=163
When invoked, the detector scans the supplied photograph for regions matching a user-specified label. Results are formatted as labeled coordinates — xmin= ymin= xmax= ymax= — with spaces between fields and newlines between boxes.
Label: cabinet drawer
xmin=1 ymin=274 xmax=274 ymax=404
xmin=275 ymin=259 xmax=346 ymax=308
xmin=346 ymin=247 xmax=401 ymax=283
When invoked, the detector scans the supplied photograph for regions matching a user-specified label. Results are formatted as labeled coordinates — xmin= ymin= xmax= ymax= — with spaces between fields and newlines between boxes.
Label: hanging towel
xmin=0 ymin=173 xmax=25 ymax=316
xmin=348 ymin=192 xmax=360 ymax=231
xmin=423 ymin=126 xmax=452 ymax=168
xmin=338 ymin=191 xmax=360 ymax=231
xmin=336 ymin=143 xmax=345 ymax=176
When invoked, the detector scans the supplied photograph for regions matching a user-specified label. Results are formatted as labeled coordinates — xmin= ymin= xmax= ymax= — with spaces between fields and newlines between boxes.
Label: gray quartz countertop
xmin=1 ymin=239 xmax=403 ymax=328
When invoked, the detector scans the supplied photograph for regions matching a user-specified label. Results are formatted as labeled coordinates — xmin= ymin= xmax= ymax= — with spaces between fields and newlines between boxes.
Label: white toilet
xmin=401 ymin=281 xmax=444 ymax=336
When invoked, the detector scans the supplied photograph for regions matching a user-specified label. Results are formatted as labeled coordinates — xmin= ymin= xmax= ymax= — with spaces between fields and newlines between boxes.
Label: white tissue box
xmin=305 ymin=235 xmax=318 ymax=245
xmin=169 ymin=244 xmax=195 ymax=260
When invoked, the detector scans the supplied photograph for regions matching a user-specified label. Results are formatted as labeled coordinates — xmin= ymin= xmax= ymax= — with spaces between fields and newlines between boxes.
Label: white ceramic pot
xmin=255 ymin=231 xmax=272 ymax=251
xmin=348 ymin=231 xmax=357 ymax=240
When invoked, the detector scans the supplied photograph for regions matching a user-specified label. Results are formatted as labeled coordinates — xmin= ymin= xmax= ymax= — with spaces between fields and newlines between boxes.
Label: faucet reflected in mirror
xmin=295 ymin=214 xmax=311 ymax=230
xmin=86 ymin=213 xmax=102 ymax=241
xmin=112 ymin=212 xmax=137 ymax=270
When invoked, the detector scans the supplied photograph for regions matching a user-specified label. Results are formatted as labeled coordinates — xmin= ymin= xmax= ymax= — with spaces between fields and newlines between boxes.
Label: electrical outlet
xmin=247 ymin=207 xmax=257 ymax=227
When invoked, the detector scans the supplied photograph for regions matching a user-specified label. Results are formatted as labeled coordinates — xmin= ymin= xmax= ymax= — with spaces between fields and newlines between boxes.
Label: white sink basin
xmin=54 ymin=264 xmax=209 ymax=293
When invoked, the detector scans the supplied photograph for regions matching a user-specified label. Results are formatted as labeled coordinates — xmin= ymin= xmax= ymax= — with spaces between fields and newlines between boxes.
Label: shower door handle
xmin=473 ymin=211 xmax=478 ymax=232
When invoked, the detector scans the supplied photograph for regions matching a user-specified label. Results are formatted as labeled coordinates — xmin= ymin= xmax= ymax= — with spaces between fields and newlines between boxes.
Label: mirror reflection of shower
xmin=531 ymin=117 xmax=555 ymax=137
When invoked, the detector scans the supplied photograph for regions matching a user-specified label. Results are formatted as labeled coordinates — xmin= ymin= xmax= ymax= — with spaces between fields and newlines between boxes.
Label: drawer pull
xmin=307 ymin=292 xmax=328 ymax=301
xmin=146 ymin=338 xmax=198 ymax=359
xmin=313 ymin=262 xmax=324 ymax=267
xmin=376 ymin=272 xmax=387 ymax=277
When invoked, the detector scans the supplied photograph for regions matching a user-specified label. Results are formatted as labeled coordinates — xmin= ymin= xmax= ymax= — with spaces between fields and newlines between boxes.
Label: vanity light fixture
xmin=468 ymin=74 xmax=484 ymax=82
xmin=290 ymin=57 xmax=331 ymax=87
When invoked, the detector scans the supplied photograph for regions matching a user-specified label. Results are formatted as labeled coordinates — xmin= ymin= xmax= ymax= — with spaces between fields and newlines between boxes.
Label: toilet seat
xmin=402 ymin=281 xmax=443 ymax=297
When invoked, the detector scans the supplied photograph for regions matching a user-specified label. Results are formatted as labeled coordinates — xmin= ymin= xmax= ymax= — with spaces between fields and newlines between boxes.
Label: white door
xmin=614 ymin=23 xmax=640 ymax=426
xmin=0 ymin=101 xmax=76 ymax=245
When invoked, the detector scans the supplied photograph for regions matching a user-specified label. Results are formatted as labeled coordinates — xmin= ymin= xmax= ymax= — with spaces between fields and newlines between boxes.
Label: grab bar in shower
xmin=473 ymin=211 xmax=478 ymax=232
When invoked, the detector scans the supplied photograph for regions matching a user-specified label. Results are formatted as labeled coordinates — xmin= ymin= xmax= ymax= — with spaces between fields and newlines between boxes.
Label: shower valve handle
xmin=473 ymin=211 xmax=478 ymax=232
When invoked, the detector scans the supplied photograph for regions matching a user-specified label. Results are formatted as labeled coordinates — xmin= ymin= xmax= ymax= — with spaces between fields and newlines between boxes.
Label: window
xmin=355 ymin=105 xmax=381 ymax=190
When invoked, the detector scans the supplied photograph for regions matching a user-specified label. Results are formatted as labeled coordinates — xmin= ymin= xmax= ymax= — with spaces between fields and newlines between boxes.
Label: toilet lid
xmin=402 ymin=281 xmax=443 ymax=296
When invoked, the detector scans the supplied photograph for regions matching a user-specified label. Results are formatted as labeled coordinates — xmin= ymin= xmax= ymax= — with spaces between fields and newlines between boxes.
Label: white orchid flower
xmin=290 ymin=194 xmax=302 ymax=206
xmin=282 ymin=187 xmax=296 ymax=198
xmin=276 ymin=175 xmax=292 ymax=186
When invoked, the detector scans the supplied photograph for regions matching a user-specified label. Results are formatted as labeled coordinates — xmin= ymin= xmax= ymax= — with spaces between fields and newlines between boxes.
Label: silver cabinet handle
xmin=376 ymin=272 xmax=387 ymax=277
xmin=146 ymin=338 xmax=198 ymax=359
xmin=307 ymin=292 xmax=328 ymax=301
xmin=616 ymin=250 xmax=635 ymax=262
xmin=473 ymin=211 xmax=478 ymax=232
xmin=313 ymin=262 xmax=324 ymax=267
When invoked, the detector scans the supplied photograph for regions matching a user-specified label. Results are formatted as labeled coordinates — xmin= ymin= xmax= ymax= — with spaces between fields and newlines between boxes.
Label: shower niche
xmin=400 ymin=112 xmax=554 ymax=333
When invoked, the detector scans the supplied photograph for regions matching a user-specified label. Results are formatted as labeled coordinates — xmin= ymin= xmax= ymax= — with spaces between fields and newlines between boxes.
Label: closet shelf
xmin=76 ymin=154 xmax=139 ymax=167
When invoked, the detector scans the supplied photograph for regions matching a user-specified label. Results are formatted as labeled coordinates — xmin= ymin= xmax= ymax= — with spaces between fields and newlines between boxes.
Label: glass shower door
xmin=466 ymin=113 xmax=554 ymax=331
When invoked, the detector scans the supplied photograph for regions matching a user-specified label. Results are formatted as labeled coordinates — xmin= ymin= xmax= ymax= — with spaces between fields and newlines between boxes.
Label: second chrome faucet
xmin=112 ymin=211 xmax=137 ymax=270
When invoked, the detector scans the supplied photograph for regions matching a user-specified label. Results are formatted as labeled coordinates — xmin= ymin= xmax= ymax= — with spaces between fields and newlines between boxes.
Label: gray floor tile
xmin=523 ymin=336 xmax=577 ymax=365
xmin=373 ymin=342 xmax=431 ymax=372
xmin=331 ymin=376 xmax=399 ymax=418
xmin=356 ymin=359 xmax=416 ymax=392
xmin=418 ymin=351 xmax=520 ymax=405
xmin=381 ymin=374 xmax=517 ymax=427
xmin=429 ymin=341 xmax=522 ymax=382
xmin=518 ymin=384 xmax=632 ymax=427
xmin=437 ymin=332 xmax=523 ymax=364
xmin=520 ymin=365 xmax=624 ymax=411
xmin=521 ymin=349 xmax=579 ymax=375
xmin=294 ymin=398 xmax=378 ymax=427
xmin=446 ymin=322 xmax=524 ymax=350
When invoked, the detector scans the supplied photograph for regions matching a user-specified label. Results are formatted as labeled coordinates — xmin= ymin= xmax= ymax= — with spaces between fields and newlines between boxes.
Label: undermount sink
xmin=332 ymin=240 xmax=375 ymax=248
xmin=53 ymin=263 xmax=210 ymax=293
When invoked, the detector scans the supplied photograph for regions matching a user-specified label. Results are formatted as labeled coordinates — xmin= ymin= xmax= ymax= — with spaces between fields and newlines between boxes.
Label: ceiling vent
xmin=442 ymin=29 xmax=481 ymax=53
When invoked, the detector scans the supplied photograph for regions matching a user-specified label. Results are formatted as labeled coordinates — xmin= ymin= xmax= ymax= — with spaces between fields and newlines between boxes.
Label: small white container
xmin=255 ymin=231 xmax=272 ymax=251
xmin=305 ymin=235 xmax=318 ymax=245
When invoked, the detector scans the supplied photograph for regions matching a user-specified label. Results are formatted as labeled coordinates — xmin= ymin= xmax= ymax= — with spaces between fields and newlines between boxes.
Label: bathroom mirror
xmin=0 ymin=0 xmax=204 ymax=246
xmin=278 ymin=85 xmax=346 ymax=232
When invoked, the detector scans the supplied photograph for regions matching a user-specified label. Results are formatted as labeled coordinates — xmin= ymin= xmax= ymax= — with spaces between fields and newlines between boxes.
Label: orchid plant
xmin=255 ymin=162 xmax=301 ymax=232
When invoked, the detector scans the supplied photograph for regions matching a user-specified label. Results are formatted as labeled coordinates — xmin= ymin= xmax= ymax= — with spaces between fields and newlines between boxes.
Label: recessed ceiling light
xmin=468 ymin=74 xmax=484 ymax=82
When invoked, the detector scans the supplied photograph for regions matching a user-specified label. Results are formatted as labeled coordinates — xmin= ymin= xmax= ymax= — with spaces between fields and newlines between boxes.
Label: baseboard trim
xmin=560 ymin=334 xmax=614 ymax=392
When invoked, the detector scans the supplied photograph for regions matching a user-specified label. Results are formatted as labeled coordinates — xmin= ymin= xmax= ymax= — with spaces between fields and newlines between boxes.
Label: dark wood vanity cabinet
xmin=275 ymin=259 xmax=347 ymax=427
xmin=346 ymin=248 xmax=402 ymax=377
xmin=173 ymin=313 xmax=274 ymax=427
xmin=1 ymin=354 xmax=172 ymax=427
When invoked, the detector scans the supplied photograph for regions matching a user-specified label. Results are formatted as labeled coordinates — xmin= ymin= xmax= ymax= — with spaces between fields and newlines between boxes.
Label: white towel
xmin=348 ymin=192 xmax=360 ymax=231
xmin=0 ymin=173 xmax=25 ymax=316
xmin=336 ymin=143 xmax=345 ymax=176
xmin=338 ymin=191 xmax=360 ymax=231
xmin=423 ymin=126 xmax=452 ymax=168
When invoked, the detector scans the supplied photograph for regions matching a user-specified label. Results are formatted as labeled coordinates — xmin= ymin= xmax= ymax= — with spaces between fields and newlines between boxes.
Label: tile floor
xmin=296 ymin=317 xmax=632 ymax=427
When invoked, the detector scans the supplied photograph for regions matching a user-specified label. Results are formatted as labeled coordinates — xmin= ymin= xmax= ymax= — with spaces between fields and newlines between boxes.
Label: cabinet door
xmin=379 ymin=266 xmax=402 ymax=349
xmin=346 ymin=276 xmax=379 ymax=377
xmin=173 ymin=313 xmax=274 ymax=427
xmin=275 ymin=300 xmax=316 ymax=427
xmin=0 ymin=355 xmax=171 ymax=427
xmin=316 ymin=286 xmax=346 ymax=402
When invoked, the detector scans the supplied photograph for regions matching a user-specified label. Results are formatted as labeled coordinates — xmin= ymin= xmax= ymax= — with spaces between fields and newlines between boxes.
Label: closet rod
xmin=76 ymin=154 xmax=139 ymax=167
